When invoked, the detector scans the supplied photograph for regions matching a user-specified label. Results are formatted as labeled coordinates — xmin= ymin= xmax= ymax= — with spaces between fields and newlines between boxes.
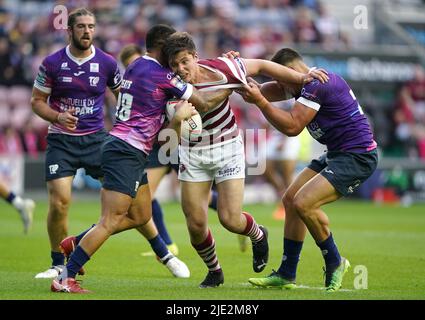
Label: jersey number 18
xmin=115 ymin=92 xmax=133 ymax=121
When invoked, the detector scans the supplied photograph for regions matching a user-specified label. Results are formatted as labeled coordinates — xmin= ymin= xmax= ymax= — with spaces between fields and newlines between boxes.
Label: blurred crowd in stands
xmin=0 ymin=0 xmax=424 ymax=160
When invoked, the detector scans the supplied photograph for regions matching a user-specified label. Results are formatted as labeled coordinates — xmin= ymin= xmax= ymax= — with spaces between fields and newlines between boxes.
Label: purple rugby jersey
xmin=34 ymin=45 xmax=122 ymax=135
xmin=110 ymin=55 xmax=193 ymax=154
xmin=296 ymin=72 xmax=377 ymax=153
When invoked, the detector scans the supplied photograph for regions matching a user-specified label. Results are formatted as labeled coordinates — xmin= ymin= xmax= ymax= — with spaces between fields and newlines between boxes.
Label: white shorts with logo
xmin=178 ymin=135 xmax=245 ymax=183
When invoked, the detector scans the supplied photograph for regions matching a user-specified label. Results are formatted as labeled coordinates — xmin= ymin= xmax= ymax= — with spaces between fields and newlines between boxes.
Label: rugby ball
xmin=166 ymin=99 xmax=203 ymax=140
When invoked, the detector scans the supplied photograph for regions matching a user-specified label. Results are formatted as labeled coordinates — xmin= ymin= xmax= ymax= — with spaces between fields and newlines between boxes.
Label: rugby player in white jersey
xmin=162 ymin=32 xmax=328 ymax=288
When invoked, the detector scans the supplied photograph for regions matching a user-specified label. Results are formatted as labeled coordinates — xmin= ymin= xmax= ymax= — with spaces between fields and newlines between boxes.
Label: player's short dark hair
xmin=67 ymin=8 xmax=95 ymax=29
xmin=146 ymin=24 xmax=176 ymax=51
xmin=119 ymin=44 xmax=143 ymax=66
xmin=271 ymin=48 xmax=303 ymax=66
xmin=162 ymin=32 xmax=196 ymax=63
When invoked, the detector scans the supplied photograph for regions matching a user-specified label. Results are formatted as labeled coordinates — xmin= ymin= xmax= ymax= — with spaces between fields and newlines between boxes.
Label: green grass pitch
xmin=1 ymin=198 xmax=424 ymax=300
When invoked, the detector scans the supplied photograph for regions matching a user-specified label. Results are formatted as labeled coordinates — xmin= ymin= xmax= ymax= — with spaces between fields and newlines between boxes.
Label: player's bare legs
xmin=0 ymin=182 xmax=11 ymax=199
xmin=80 ymin=186 xmax=151 ymax=255
xmin=215 ymin=179 xmax=245 ymax=233
xmin=0 ymin=181 xmax=35 ymax=234
xmin=292 ymin=172 xmax=349 ymax=291
xmin=34 ymin=176 xmax=75 ymax=278
xmin=292 ymin=174 xmax=341 ymax=242
xmin=250 ymin=168 xmax=348 ymax=289
xmin=181 ymin=181 xmax=212 ymax=244
xmin=136 ymin=218 xmax=159 ymax=239
xmin=47 ymin=177 xmax=73 ymax=253
xmin=148 ymin=167 xmax=169 ymax=196
xmin=181 ymin=180 xmax=222 ymax=287
xmin=215 ymin=178 xmax=268 ymax=273
xmin=282 ymin=168 xmax=317 ymax=241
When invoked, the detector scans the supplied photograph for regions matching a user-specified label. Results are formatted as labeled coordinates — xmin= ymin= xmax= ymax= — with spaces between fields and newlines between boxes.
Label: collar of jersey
xmin=195 ymin=63 xmax=227 ymax=87
xmin=143 ymin=55 xmax=162 ymax=66
xmin=66 ymin=45 xmax=96 ymax=66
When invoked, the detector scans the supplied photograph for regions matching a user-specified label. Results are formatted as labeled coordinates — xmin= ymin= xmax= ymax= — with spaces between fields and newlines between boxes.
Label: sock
xmin=148 ymin=235 xmax=170 ymax=260
xmin=6 ymin=192 xmax=16 ymax=204
xmin=208 ymin=190 xmax=218 ymax=211
xmin=192 ymin=229 xmax=221 ymax=272
xmin=240 ymin=212 xmax=264 ymax=243
xmin=65 ymin=246 xmax=90 ymax=279
xmin=316 ymin=233 xmax=341 ymax=272
xmin=75 ymin=224 xmax=96 ymax=244
xmin=51 ymin=251 xmax=65 ymax=266
xmin=10 ymin=194 xmax=24 ymax=210
xmin=277 ymin=238 xmax=303 ymax=280
xmin=151 ymin=199 xmax=173 ymax=245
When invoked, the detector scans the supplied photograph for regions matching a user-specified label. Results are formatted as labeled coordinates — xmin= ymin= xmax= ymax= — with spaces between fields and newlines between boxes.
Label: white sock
xmin=160 ymin=252 xmax=174 ymax=264
xmin=12 ymin=196 xmax=24 ymax=210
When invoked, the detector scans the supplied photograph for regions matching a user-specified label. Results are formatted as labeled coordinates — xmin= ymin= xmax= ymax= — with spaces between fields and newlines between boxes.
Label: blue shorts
xmin=45 ymin=130 xmax=107 ymax=182
xmin=101 ymin=135 xmax=148 ymax=198
xmin=146 ymin=142 xmax=179 ymax=173
xmin=308 ymin=149 xmax=378 ymax=196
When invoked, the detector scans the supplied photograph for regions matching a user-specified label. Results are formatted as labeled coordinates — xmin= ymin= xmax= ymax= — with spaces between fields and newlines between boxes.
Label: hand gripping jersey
xmin=183 ymin=57 xmax=247 ymax=148
xmin=34 ymin=45 xmax=122 ymax=135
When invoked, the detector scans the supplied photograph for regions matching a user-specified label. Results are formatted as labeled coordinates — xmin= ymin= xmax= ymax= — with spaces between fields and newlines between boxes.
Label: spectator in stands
xmin=0 ymin=126 xmax=24 ymax=155
xmin=292 ymin=6 xmax=322 ymax=44
xmin=0 ymin=0 xmax=351 ymax=159
xmin=394 ymin=64 xmax=425 ymax=159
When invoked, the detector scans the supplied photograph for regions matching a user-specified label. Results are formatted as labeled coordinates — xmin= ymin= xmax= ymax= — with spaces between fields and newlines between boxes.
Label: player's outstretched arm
xmin=188 ymin=88 xmax=232 ymax=113
xmin=222 ymin=50 xmax=328 ymax=85
xmin=244 ymin=59 xmax=319 ymax=85
xmin=240 ymin=80 xmax=316 ymax=136
xmin=31 ymin=87 xmax=79 ymax=130
xmin=258 ymin=81 xmax=293 ymax=102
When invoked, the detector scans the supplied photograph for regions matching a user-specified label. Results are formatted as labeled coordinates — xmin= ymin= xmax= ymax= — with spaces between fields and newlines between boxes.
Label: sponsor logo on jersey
xmin=301 ymin=88 xmax=318 ymax=100
xmin=90 ymin=63 xmax=99 ymax=72
xmin=61 ymin=77 xmax=72 ymax=83
xmin=61 ymin=62 xmax=70 ymax=70
xmin=114 ymin=73 xmax=122 ymax=85
xmin=74 ymin=71 xmax=85 ymax=76
xmin=89 ymin=76 xmax=99 ymax=87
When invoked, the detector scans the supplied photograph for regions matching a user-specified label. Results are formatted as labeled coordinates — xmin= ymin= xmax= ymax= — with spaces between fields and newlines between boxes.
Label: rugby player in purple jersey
xmin=244 ymin=48 xmax=378 ymax=292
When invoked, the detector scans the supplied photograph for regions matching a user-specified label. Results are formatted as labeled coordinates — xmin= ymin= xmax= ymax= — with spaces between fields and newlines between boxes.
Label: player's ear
xmin=194 ymin=52 xmax=199 ymax=60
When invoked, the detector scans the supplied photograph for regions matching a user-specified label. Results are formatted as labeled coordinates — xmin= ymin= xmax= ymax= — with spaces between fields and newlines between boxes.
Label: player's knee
xmin=99 ymin=215 xmax=123 ymax=235
xmin=217 ymin=211 xmax=238 ymax=231
xmin=218 ymin=215 xmax=232 ymax=231
xmin=133 ymin=214 xmax=150 ymax=228
xmin=293 ymin=195 xmax=310 ymax=217
xmin=282 ymin=191 xmax=295 ymax=209
xmin=187 ymin=218 xmax=206 ymax=236
xmin=49 ymin=195 xmax=71 ymax=215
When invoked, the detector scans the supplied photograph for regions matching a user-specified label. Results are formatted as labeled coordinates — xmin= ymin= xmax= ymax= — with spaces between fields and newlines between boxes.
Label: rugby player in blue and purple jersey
xmin=244 ymin=48 xmax=378 ymax=292
xmin=50 ymin=25 xmax=231 ymax=293
xmin=31 ymin=8 xmax=122 ymax=279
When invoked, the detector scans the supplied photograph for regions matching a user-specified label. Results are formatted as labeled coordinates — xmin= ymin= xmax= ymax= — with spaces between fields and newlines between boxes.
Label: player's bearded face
xmin=69 ymin=16 xmax=95 ymax=51
xmin=170 ymin=51 xmax=198 ymax=84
